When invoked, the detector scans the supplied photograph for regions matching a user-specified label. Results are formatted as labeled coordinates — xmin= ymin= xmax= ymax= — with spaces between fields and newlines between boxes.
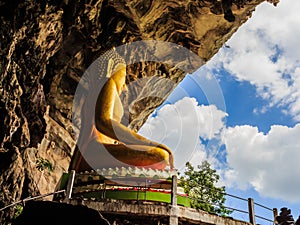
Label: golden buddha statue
xmin=70 ymin=50 xmax=174 ymax=172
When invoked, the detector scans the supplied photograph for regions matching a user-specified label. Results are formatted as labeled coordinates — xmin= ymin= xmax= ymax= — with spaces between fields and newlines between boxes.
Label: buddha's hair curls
xmin=96 ymin=47 xmax=126 ymax=78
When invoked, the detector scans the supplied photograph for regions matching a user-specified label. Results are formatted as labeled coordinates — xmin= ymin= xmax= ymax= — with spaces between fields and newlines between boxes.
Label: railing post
xmin=248 ymin=198 xmax=256 ymax=225
xmin=65 ymin=170 xmax=76 ymax=201
xmin=171 ymin=175 xmax=177 ymax=206
xmin=170 ymin=175 xmax=178 ymax=225
xmin=273 ymin=208 xmax=278 ymax=224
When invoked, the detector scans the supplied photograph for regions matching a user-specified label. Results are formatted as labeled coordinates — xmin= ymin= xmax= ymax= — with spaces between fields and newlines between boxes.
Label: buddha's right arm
xmin=94 ymin=80 xmax=173 ymax=156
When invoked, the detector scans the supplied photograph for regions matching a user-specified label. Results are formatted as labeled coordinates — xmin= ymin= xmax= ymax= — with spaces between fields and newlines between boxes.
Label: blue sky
xmin=139 ymin=0 xmax=300 ymax=223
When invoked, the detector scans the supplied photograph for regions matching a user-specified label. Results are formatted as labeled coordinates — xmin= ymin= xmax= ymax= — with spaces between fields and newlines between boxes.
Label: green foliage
xmin=178 ymin=161 xmax=232 ymax=216
xmin=13 ymin=204 xmax=23 ymax=219
xmin=36 ymin=157 xmax=54 ymax=174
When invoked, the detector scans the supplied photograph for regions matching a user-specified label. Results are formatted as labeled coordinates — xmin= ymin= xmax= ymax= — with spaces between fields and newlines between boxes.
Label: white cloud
xmin=139 ymin=97 xmax=227 ymax=170
xmin=208 ymin=0 xmax=300 ymax=120
xmin=222 ymin=123 xmax=300 ymax=202
xmin=138 ymin=0 xmax=300 ymax=205
xmin=202 ymin=0 xmax=300 ymax=203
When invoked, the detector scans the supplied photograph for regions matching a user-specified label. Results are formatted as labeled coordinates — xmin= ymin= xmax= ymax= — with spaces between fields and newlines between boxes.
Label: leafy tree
xmin=178 ymin=161 xmax=232 ymax=216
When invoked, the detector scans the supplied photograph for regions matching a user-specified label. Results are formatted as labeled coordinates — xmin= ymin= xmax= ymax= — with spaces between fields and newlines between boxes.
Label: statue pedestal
xmin=55 ymin=167 xmax=190 ymax=207
xmin=71 ymin=167 xmax=176 ymax=192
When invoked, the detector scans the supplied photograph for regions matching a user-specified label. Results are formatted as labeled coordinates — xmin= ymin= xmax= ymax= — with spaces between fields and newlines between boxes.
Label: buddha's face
xmin=111 ymin=65 xmax=127 ymax=94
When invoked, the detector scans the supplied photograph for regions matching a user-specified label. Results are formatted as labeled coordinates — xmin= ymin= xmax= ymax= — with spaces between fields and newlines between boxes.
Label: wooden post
xmin=248 ymin=198 xmax=256 ymax=225
xmin=170 ymin=175 xmax=178 ymax=225
xmin=65 ymin=170 xmax=76 ymax=201
xmin=273 ymin=208 xmax=278 ymax=224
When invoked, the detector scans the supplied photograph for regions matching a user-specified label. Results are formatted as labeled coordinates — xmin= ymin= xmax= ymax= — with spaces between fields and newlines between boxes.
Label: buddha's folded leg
xmin=75 ymin=140 xmax=171 ymax=171
xmin=106 ymin=144 xmax=170 ymax=169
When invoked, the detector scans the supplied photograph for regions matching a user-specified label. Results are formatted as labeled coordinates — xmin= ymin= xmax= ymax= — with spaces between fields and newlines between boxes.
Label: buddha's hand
xmin=150 ymin=141 xmax=174 ymax=170
xmin=149 ymin=141 xmax=170 ymax=152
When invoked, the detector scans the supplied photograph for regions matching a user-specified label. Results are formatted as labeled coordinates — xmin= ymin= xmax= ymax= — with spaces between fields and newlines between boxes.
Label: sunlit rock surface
xmin=0 ymin=0 xmax=276 ymax=221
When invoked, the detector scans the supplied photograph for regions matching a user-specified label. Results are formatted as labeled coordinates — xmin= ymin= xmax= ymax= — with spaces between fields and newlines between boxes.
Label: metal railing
xmin=170 ymin=180 xmax=276 ymax=224
xmin=170 ymin=175 xmax=276 ymax=225
xmin=0 ymin=171 xmax=278 ymax=225
xmin=0 ymin=190 xmax=65 ymax=212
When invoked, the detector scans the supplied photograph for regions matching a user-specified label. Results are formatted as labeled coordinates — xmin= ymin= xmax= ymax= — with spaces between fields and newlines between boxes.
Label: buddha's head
xmin=97 ymin=48 xmax=127 ymax=93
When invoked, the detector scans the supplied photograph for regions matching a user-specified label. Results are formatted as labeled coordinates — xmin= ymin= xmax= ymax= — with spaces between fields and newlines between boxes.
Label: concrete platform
xmin=67 ymin=198 xmax=251 ymax=225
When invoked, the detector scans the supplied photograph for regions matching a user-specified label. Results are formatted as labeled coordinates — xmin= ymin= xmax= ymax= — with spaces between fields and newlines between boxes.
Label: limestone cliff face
xmin=0 ymin=0 xmax=276 ymax=221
